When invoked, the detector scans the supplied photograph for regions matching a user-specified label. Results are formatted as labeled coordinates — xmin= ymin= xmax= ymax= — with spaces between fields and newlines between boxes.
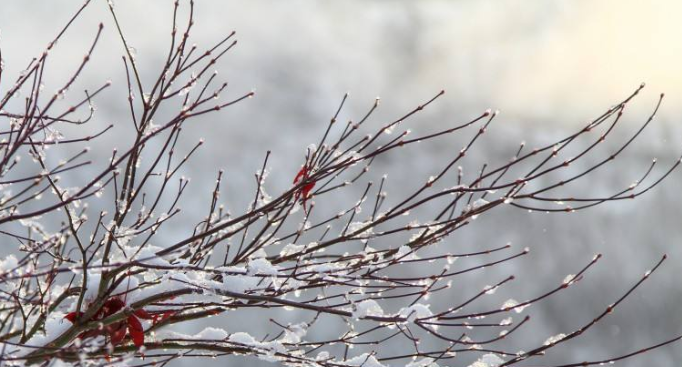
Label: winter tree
xmin=0 ymin=1 xmax=680 ymax=366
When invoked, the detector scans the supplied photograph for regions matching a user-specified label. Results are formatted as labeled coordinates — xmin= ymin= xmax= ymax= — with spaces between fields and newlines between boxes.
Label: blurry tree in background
xmin=0 ymin=1 xmax=680 ymax=366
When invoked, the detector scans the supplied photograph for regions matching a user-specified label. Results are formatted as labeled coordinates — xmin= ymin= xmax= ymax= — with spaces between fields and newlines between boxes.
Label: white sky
xmin=1 ymin=0 xmax=681 ymax=125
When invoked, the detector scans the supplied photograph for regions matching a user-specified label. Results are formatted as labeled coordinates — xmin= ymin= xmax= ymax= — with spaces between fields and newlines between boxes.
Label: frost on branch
xmin=468 ymin=353 xmax=504 ymax=367
xmin=0 ymin=1 xmax=680 ymax=367
xmin=353 ymin=300 xmax=385 ymax=319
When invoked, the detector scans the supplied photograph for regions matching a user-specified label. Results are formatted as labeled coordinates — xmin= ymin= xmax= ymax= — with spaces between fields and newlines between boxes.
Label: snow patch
xmin=353 ymin=299 xmax=384 ymax=319
xmin=468 ymin=353 xmax=504 ymax=367
xmin=397 ymin=304 xmax=432 ymax=322
xmin=0 ymin=254 xmax=18 ymax=272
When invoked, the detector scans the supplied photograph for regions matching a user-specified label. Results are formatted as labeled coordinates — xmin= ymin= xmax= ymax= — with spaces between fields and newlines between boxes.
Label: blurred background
xmin=1 ymin=0 xmax=681 ymax=365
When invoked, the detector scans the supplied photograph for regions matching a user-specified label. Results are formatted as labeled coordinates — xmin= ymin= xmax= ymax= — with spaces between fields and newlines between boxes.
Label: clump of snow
xmin=347 ymin=221 xmax=374 ymax=238
xmin=0 ymin=254 xmax=18 ymax=272
xmin=280 ymin=243 xmax=305 ymax=256
xmin=398 ymin=304 xmax=433 ymax=322
xmin=128 ymin=270 xmax=204 ymax=305
xmin=501 ymin=299 xmax=518 ymax=309
xmin=472 ymin=198 xmax=489 ymax=209
xmin=118 ymin=244 xmax=171 ymax=267
xmin=307 ymin=262 xmax=347 ymax=274
xmin=228 ymin=332 xmax=260 ymax=346
xmin=78 ymin=272 xmax=141 ymax=305
xmin=501 ymin=299 xmax=529 ymax=313
xmin=19 ymin=312 xmax=72 ymax=355
xmin=462 ymin=198 xmax=490 ymax=219
xmin=408 ymin=222 xmax=444 ymax=243
xmin=544 ymin=333 xmax=566 ymax=345
xmin=353 ymin=300 xmax=384 ymax=319
xmin=81 ymin=272 xmax=103 ymax=303
xmin=114 ymin=226 xmax=137 ymax=247
xmin=223 ymin=274 xmax=260 ymax=294
xmin=194 ymin=327 xmax=228 ymax=340
xmin=344 ymin=353 xmax=386 ymax=367
xmin=281 ymin=323 xmax=308 ymax=344
xmin=160 ymin=327 xmax=229 ymax=342
xmin=228 ymin=332 xmax=286 ymax=362
xmin=213 ymin=258 xmax=281 ymax=296
xmin=468 ymin=353 xmax=504 ymax=367
xmin=217 ymin=262 xmax=302 ymax=297
xmin=395 ymin=245 xmax=419 ymax=260
xmin=248 ymin=258 xmax=279 ymax=275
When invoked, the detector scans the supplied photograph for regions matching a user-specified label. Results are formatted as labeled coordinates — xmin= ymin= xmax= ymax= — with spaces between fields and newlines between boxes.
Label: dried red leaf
xmin=64 ymin=311 xmax=82 ymax=323
xmin=301 ymin=182 xmax=315 ymax=200
xmin=293 ymin=166 xmax=307 ymax=184
xmin=133 ymin=308 xmax=153 ymax=320
xmin=293 ymin=165 xmax=316 ymax=212
xmin=96 ymin=298 xmax=125 ymax=319
xmin=127 ymin=315 xmax=144 ymax=347
xmin=162 ymin=310 xmax=176 ymax=320
xmin=109 ymin=323 xmax=128 ymax=346
xmin=151 ymin=310 xmax=176 ymax=325
xmin=63 ymin=297 xmax=157 ymax=348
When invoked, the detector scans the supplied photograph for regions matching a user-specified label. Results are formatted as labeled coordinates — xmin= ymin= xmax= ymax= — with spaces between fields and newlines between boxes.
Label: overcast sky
xmin=2 ymin=0 xmax=682 ymax=124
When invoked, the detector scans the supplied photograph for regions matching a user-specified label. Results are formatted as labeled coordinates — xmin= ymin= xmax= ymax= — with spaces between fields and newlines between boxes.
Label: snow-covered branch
xmin=0 ymin=1 xmax=680 ymax=367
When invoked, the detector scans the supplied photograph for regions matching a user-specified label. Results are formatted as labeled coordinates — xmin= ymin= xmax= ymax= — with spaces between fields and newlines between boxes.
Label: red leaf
xmin=134 ymin=308 xmax=153 ymax=320
xmin=96 ymin=298 xmax=125 ymax=320
xmin=301 ymin=182 xmax=315 ymax=199
xmin=64 ymin=311 xmax=82 ymax=323
xmin=161 ymin=310 xmax=175 ymax=321
xmin=152 ymin=310 xmax=176 ymax=325
xmin=293 ymin=166 xmax=307 ymax=184
xmin=65 ymin=297 xmax=156 ymax=348
xmin=109 ymin=323 xmax=127 ymax=346
xmin=105 ymin=298 xmax=125 ymax=312
xmin=293 ymin=165 xmax=316 ymax=212
xmin=127 ymin=315 xmax=145 ymax=347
